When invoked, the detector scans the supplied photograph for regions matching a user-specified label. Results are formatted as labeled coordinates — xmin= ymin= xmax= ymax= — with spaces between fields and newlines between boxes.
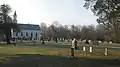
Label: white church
xmin=11 ymin=11 xmax=41 ymax=40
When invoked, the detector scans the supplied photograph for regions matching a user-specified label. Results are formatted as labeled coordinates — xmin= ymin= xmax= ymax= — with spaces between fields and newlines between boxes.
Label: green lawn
xmin=0 ymin=42 xmax=120 ymax=59
xmin=0 ymin=42 xmax=120 ymax=67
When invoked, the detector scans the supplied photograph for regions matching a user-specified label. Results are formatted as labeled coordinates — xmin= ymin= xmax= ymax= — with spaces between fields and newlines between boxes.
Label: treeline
xmin=40 ymin=21 xmax=112 ymax=43
xmin=83 ymin=0 xmax=120 ymax=43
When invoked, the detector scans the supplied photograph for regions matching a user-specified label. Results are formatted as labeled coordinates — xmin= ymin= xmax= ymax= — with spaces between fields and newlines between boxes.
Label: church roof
xmin=18 ymin=24 xmax=40 ymax=30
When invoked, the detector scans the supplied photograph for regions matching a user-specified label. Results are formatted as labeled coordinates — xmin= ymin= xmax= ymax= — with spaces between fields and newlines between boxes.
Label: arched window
xmin=31 ymin=32 xmax=33 ymax=37
xmin=26 ymin=32 xmax=28 ymax=36
xmin=21 ymin=32 xmax=23 ymax=36
xmin=36 ymin=32 xmax=37 ymax=37
xmin=16 ymin=32 xmax=18 ymax=36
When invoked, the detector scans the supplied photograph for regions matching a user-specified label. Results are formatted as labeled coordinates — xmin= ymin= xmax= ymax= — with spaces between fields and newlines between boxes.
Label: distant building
xmin=13 ymin=24 xmax=41 ymax=40
xmin=11 ymin=11 xmax=41 ymax=40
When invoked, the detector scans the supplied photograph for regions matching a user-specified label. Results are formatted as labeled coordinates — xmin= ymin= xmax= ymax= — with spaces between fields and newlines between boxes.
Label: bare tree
xmin=40 ymin=22 xmax=47 ymax=44
xmin=80 ymin=25 xmax=96 ymax=40
xmin=96 ymin=24 xmax=106 ymax=41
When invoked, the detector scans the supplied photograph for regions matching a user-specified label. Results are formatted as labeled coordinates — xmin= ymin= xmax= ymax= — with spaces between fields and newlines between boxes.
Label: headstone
xmin=109 ymin=41 xmax=112 ymax=44
xmin=90 ymin=47 xmax=92 ymax=52
xmin=98 ymin=41 xmax=102 ymax=43
xmin=88 ymin=40 xmax=91 ymax=43
xmin=83 ymin=47 xmax=86 ymax=51
xmin=105 ymin=48 xmax=108 ymax=56
xmin=88 ymin=40 xmax=92 ymax=44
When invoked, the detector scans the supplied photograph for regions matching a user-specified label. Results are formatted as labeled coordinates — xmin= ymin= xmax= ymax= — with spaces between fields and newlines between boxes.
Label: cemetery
xmin=0 ymin=40 xmax=119 ymax=67
xmin=1 ymin=0 xmax=120 ymax=66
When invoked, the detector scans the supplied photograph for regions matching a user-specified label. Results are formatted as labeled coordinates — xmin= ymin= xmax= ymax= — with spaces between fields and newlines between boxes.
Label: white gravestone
xmin=83 ymin=47 xmax=86 ymax=51
xmin=105 ymin=48 xmax=108 ymax=56
xmin=88 ymin=40 xmax=91 ymax=43
xmin=109 ymin=41 xmax=112 ymax=44
xmin=90 ymin=47 xmax=92 ymax=52
xmin=98 ymin=41 xmax=102 ymax=44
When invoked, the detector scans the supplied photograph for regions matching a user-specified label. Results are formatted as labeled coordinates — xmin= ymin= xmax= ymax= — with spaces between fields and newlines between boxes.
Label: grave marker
xmin=90 ymin=47 xmax=92 ymax=52
xmin=105 ymin=48 xmax=108 ymax=56
xmin=83 ymin=47 xmax=86 ymax=51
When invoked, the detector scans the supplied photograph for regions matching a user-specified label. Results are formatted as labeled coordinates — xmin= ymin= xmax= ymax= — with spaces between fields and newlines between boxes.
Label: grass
xmin=0 ymin=42 xmax=120 ymax=59
xmin=0 ymin=41 xmax=120 ymax=67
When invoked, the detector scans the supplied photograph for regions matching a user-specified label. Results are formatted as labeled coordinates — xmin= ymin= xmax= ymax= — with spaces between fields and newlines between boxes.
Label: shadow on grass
xmin=0 ymin=54 xmax=119 ymax=67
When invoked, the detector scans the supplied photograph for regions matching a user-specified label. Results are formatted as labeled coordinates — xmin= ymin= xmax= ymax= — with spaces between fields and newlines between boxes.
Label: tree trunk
xmin=61 ymin=38 xmax=64 ymax=42
xmin=5 ymin=34 xmax=11 ymax=44
xmin=42 ymin=40 xmax=45 ymax=44
xmin=64 ymin=38 xmax=65 ymax=42
xmin=67 ymin=39 xmax=69 ymax=42
xmin=115 ymin=31 xmax=120 ymax=43
xmin=41 ymin=38 xmax=45 ymax=44
xmin=55 ymin=37 xmax=57 ymax=43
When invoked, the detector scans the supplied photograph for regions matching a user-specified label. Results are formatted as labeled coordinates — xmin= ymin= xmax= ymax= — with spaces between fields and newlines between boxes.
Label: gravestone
xmin=90 ymin=47 xmax=92 ymax=52
xmin=98 ymin=41 xmax=102 ymax=44
xmin=105 ymin=48 xmax=108 ymax=56
xmin=83 ymin=47 xmax=86 ymax=51
xmin=109 ymin=41 xmax=112 ymax=44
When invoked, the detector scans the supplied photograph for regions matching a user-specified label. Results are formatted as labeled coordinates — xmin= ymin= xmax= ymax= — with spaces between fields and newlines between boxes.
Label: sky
xmin=0 ymin=0 xmax=97 ymax=25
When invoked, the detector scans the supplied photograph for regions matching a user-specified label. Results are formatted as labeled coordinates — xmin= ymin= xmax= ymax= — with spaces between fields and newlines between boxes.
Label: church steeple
xmin=13 ymin=11 xmax=17 ymax=23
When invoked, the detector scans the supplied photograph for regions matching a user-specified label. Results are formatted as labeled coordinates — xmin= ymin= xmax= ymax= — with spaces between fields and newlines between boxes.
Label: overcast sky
xmin=0 ymin=0 xmax=97 ymax=25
